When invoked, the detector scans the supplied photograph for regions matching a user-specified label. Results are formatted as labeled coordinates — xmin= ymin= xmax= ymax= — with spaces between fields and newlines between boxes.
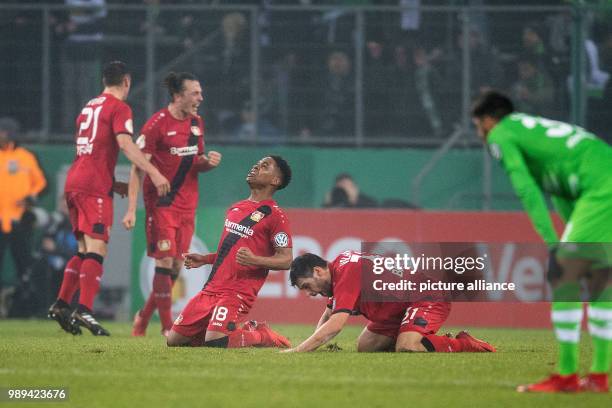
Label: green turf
xmin=0 ymin=321 xmax=608 ymax=407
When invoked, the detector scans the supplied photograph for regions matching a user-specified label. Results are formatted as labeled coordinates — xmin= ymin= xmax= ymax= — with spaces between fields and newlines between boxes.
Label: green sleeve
xmin=495 ymin=140 xmax=559 ymax=244
xmin=550 ymin=196 xmax=574 ymax=223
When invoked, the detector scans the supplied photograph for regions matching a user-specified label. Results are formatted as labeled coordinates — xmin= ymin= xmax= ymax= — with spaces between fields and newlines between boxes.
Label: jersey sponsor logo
xmin=224 ymin=219 xmax=254 ymax=238
xmin=136 ymin=134 xmax=146 ymax=149
xmin=125 ymin=119 xmax=133 ymax=134
xmin=191 ymin=126 xmax=202 ymax=136
xmin=489 ymin=143 xmax=502 ymax=160
xmin=274 ymin=232 xmax=289 ymax=248
xmin=169 ymin=145 xmax=199 ymax=156
xmin=250 ymin=210 xmax=265 ymax=222
xmin=157 ymin=239 xmax=171 ymax=251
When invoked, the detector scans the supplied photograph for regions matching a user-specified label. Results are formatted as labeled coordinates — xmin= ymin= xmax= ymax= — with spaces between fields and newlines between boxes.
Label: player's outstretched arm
xmin=122 ymin=163 xmax=145 ymax=230
xmin=116 ymin=133 xmax=170 ymax=197
xmin=316 ymin=307 xmax=332 ymax=330
xmin=235 ymin=247 xmax=292 ymax=270
xmin=282 ymin=312 xmax=349 ymax=353
xmin=183 ymin=253 xmax=217 ymax=269
xmin=194 ymin=151 xmax=222 ymax=172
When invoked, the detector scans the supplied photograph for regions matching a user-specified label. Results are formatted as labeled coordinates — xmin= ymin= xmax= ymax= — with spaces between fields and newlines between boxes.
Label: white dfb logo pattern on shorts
xmin=274 ymin=232 xmax=289 ymax=248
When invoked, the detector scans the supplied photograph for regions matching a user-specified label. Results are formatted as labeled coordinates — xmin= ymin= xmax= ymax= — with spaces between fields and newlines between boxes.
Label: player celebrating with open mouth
xmin=166 ymin=156 xmax=293 ymax=349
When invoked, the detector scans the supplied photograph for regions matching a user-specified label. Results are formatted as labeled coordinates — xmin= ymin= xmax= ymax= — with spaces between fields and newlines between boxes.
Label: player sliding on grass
xmin=472 ymin=91 xmax=612 ymax=393
xmin=166 ymin=156 xmax=292 ymax=348
xmin=283 ymin=251 xmax=496 ymax=353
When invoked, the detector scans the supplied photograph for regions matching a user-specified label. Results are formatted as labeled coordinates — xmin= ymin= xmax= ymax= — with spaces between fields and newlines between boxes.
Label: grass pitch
xmin=0 ymin=320 xmax=608 ymax=408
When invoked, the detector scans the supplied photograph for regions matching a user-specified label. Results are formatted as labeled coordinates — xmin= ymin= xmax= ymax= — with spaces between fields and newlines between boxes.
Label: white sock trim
xmin=552 ymin=309 xmax=583 ymax=323
xmin=555 ymin=327 xmax=580 ymax=343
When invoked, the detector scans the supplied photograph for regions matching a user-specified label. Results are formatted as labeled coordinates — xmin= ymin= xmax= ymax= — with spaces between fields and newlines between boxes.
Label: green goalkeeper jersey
xmin=487 ymin=112 xmax=612 ymax=244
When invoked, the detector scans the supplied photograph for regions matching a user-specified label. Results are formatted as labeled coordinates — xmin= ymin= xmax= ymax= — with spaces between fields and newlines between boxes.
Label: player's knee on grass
xmin=357 ymin=328 xmax=395 ymax=352
xmin=166 ymin=330 xmax=192 ymax=347
xmin=204 ymin=330 xmax=228 ymax=346
xmin=395 ymin=331 xmax=426 ymax=352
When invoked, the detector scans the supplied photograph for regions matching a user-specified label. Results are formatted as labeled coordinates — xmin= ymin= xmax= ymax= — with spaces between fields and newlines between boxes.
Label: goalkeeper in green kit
xmin=472 ymin=91 xmax=611 ymax=393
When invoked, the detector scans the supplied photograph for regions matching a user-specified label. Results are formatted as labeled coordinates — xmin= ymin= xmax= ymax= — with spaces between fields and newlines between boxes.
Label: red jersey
xmin=327 ymin=251 xmax=413 ymax=324
xmin=138 ymin=108 xmax=204 ymax=212
xmin=65 ymin=93 xmax=133 ymax=197
xmin=202 ymin=199 xmax=292 ymax=307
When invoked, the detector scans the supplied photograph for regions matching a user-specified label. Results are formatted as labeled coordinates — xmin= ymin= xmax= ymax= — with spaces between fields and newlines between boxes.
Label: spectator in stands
xmin=511 ymin=56 xmax=555 ymax=117
xmin=55 ymin=0 xmax=107 ymax=133
xmin=317 ymin=50 xmax=354 ymax=138
xmin=200 ymin=12 xmax=251 ymax=135
xmin=444 ymin=28 xmax=503 ymax=125
xmin=364 ymin=38 xmax=392 ymax=137
xmin=522 ymin=24 xmax=549 ymax=72
xmin=0 ymin=118 xmax=47 ymax=318
xmin=323 ymin=173 xmax=377 ymax=208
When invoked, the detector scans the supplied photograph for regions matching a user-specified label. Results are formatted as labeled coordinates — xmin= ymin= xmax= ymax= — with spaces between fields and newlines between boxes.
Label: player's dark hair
xmin=164 ymin=72 xmax=198 ymax=98
xmin=269 ymin=155 xmax=292 ymax=190
xmin=102 ymin=61 xmax=130 ymax=87
xmin=289 ymin=253 xmax=328 ymax=287
xmin=471 ymin=90 xmax=515 ymax=120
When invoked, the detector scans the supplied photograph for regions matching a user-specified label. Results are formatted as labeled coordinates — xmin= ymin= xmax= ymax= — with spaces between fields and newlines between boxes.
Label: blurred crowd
xmin=1 ymin=0 xmax=612 ymax=144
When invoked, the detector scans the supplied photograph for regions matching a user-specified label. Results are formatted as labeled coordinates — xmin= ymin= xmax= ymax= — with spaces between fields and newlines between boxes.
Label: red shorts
xmin=171 ymin=292 xmax=250 ymax=339
xmin=145 ymin=207 xmax=194 ymax=259
xmin=367 ymin=302 xmax=451 ymax=339
xmin=65 ymin=192 xmax=113 ymax=242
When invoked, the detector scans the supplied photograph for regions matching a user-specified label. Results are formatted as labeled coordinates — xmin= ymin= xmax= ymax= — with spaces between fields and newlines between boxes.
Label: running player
xmin=166 ymin=156 xmax=292 ymax=348
xmin=472 ymin=91 xmax=612 ymax=393
xmin=123 ymin=72 xmax=222 ymax=337
xmin=284 ymin=251 xmax=495 ymax=353
xmin=48 ymin=61 xmax=171 ymax=336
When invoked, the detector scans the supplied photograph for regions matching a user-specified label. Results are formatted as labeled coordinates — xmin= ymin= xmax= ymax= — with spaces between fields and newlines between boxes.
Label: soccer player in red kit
xmin=48 ymin=61 xmax=171 ymax=336
xmin=284 ymin=252 xmax=496 ymax=353
xmin=122 ymin=72 xmax=222 ymax=337
xmin=166 ymin=156 xmax=293 ymax=348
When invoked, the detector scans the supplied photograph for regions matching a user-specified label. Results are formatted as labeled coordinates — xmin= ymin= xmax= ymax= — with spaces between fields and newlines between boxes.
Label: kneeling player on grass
xmin=283 ymin=252 xmax=496 ymax=353
xmin=166 ymin=156 xmax=292 ymax=348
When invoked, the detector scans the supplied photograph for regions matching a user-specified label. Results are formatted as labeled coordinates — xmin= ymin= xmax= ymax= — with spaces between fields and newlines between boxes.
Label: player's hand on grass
xmin=113 ymin=181 xmax=129 ymax=198
xmin=183 ymin=253 xmax=209 ymax=269
xmin=236 ymin=247 xmax=258 ymax=266
xmin=151 ymin=171 xmax=171 ymax=196
xmin=122 ymin=210 xmax=136 ymax=230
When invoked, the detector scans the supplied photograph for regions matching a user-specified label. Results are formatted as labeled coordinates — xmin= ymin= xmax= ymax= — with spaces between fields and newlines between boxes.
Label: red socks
xmin=58 ymin=253 xmax=84 ymax=303
xmin=153 ymin=270 xmax=173 ymax=331
xmin=140 ymin=267 xmax=174 ymax=330
xmin=421 ymin=334 xmax=466 ymax=352
xmin=228 ymin=329 xmax=263 ymax=348
xmin=78 ymin=253 xmax=104 ymax=311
